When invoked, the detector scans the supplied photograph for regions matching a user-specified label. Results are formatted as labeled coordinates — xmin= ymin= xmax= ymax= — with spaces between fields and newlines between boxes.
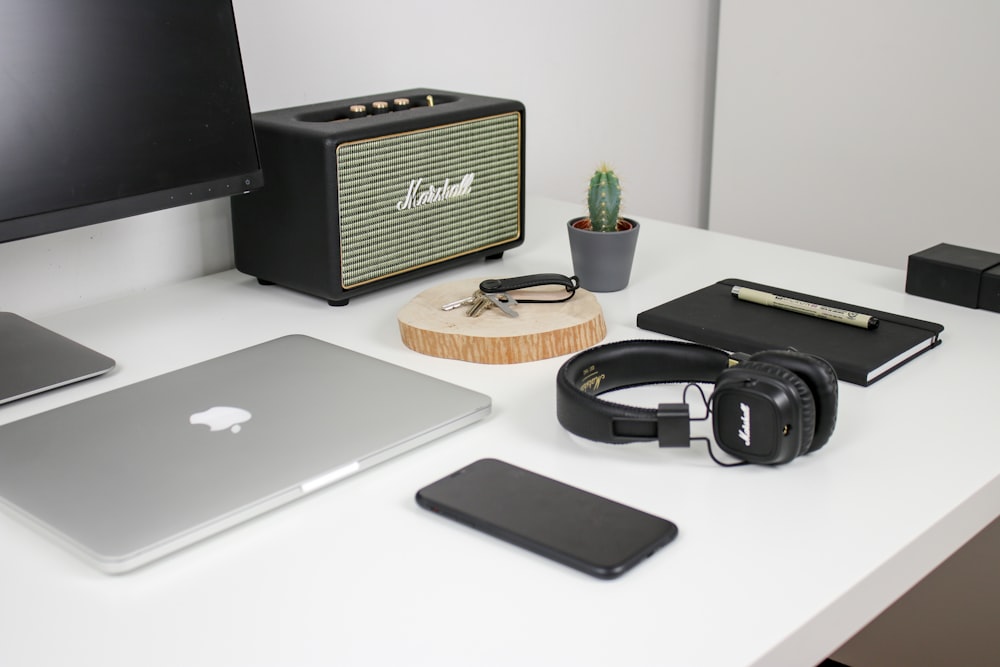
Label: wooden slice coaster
xmin=398 ymin=277 xmax=606 ymax=364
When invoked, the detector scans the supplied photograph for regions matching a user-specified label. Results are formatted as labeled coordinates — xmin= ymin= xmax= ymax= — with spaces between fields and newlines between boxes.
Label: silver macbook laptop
xmin=0 ymin=312 xmax=116 ymax=405
xmin=0 ymin=335 xmax=490 ymax=573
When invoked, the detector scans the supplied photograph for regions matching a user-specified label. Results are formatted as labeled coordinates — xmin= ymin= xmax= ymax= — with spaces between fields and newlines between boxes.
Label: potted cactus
xmin=567 ymin=164 xmax=640 ymax=292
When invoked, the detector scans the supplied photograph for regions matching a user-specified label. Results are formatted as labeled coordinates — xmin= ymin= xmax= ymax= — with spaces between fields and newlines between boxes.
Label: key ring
xmin=479 ymin=273 xmax=580 ymax=303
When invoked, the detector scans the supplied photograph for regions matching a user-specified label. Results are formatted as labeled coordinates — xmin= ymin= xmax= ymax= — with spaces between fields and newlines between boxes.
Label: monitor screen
xmin=0 ymin=1 xmax=262 ymax=404
xmin=0 ymin=0 xmax=262 ymax=243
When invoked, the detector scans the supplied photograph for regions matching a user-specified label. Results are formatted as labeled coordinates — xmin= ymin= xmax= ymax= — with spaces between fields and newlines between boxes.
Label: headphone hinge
xmin=656 ymin=403 xmax=691 ymax=447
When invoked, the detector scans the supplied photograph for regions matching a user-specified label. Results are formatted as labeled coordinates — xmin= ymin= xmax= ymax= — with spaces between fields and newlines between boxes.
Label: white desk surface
xmin=2 ymin=197 xmax=997 ymax=667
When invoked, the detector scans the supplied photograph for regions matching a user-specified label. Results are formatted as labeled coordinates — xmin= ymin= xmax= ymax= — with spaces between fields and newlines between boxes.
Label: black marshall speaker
xmin=231 ymin=88 xmax=525 ymax=305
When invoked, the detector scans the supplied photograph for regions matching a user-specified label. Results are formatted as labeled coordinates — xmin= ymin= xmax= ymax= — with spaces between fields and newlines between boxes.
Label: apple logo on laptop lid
xmin=189 ymin=406 xmax=252 ymax=434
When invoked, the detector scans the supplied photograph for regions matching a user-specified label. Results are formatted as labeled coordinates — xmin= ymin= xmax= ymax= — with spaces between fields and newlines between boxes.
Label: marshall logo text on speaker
xmin=396 ymin=173 xmax=475 ymax=211
xmin=231 ymin=89 xmax=525 ymax=305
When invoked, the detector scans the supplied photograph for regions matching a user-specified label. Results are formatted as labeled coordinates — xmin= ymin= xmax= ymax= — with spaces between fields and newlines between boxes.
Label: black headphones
xmin=555 ymin=340 xmax=839 ymax=465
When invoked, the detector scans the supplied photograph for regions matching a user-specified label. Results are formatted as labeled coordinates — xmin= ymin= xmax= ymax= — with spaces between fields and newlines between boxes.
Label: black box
xmin=231 ymin=89 xmax=525 ymax=306
xmin=905 ymin=243 xmax=1000 ymax=309
xmin=981 ymin=265 xmax=1000 ymax=312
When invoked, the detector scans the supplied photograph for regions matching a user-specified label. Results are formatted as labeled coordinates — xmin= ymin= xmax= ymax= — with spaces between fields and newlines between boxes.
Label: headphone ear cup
xmin=720 ymin=360 xmax=817 ymax=460
xmin=747 ymin=350 xmax=838 ymax=452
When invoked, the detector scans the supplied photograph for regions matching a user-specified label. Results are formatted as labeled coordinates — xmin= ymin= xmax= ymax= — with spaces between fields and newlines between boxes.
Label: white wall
xmin=233 ymin=0 xmax=716 ymax=228
xmin=710 ymin=0 xmax=1000 ymax=270
xmin=0 ymin=0 xmax=716 ymax=318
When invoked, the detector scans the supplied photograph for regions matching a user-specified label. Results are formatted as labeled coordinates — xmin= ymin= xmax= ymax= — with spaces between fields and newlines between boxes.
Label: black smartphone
xmin=415 ymin=458 xmax=678 ymax=579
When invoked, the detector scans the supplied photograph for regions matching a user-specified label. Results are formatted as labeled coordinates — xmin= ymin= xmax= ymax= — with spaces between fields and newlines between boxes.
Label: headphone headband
xmin=556 ymin=340 xmax=731 ymax=445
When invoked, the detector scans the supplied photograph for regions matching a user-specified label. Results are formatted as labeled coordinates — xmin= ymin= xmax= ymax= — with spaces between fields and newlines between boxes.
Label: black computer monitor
xmin=0 ymin=1 xmax=262 ymax=402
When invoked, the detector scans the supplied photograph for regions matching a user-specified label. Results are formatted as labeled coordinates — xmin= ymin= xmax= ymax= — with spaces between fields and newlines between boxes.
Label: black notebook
xmin=636 ymin=278 xmax=944 ymax=386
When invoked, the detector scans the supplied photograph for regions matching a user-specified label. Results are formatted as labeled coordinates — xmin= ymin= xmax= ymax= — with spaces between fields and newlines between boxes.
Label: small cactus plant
xmin=586 ymin=164 xmax=623 ymax=232
xmin=568 ymin=163 xmax=638 ymax=290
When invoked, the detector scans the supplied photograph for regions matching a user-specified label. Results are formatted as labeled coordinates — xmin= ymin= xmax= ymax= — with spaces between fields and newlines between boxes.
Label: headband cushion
xmin=747 ymin=349 xmax=838 ymax=452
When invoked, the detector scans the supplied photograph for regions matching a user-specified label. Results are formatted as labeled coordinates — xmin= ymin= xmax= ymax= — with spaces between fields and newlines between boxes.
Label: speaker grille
xmin=336 ymin=112 xmax=522 ymax=289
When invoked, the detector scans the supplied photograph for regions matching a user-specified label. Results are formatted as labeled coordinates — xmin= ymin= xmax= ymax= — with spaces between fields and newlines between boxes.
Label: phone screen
xmin=416 ymin=458 xmax=678 ymax=579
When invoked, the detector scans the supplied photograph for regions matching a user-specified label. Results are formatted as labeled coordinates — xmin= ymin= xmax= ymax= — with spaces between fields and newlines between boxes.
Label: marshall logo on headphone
xmin=738 ymin=402 xmax=752 ymax=447
xmin=555 ymin=340 xmax=839 ymax=466
xmin=232 ymin=89 xmax=525 ymax=306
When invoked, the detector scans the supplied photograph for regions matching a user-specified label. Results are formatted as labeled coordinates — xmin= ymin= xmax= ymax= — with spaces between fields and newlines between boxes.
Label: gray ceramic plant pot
xmin=567 ymin=217 xmax=640 ymax=292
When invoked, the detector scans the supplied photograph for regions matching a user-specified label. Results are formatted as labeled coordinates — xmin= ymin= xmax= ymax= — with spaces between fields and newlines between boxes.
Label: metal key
xmin=441 ymin=295 xmax=477 ymax=311
xmin=443 ymin=289 xmax=517 ymax=317
xmin=465 ymin=290 xmax=492 ymax=317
